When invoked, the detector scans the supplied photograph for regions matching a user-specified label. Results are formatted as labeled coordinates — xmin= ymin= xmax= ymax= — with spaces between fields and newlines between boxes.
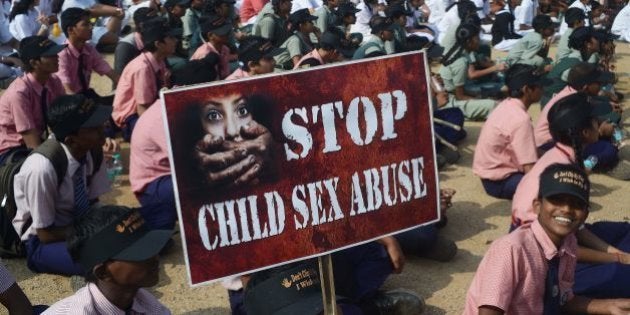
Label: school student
xmin=438 ymin=22 xmax=498 ymax=120
xmin=164 ymin=0 xmax=189 ymax=29
xmin=491 ymin=0 xmax=523 ymax=51
xmin=556 ymin=7 xmax=586 ymax=61
xmin=313 ymin=0 xmax=338 ymax=34
xmin=0 ymin=36 xmax=65 ymax=162
xmin=252 ymin=0 xmax=293 ymax=47
xmin=352 ymin=15 xmax=394 ymax=59
xmin=275 ymin=8 xmax=318 ymax=69
xmin=559 ymin=0 xmax=590 ymax=34
xmin=505 ymin=14 xmax=554 ymax=70
xmin=0 ymin=261 xmax=34 ymax=314
xmin=181 ymin=0 xmax=204 ymax=54
xmin=385 ymin=2 xmax=413 ymax=54
xmin=12 ymin=94 xmax=111 ymax=276
xmin=472 ymin=64 xmax=544 ymax=199
xmin=58 ymin=8 xmax=119 ymax=96
xmin=112 ymin=18 xmax=179 ymax=141
xmin=465 ymin=163 xmax=630 ymax=314
xmin=294 ymin=30 xmax=342 ymax=68
xmin=611 ymin=3 xmax=630 ymax=42
xmin=8 ymin=0 xmax=48 ymax=41
xmin=226 ymin=36 xmax=283 ymax=80
xmin=60 ymin=0 xmax=125 ymax=47
xmin=349 ymin=0 xmax=379 ymax=41
xmin=513 ymin=0 xmax=537 ymax=32
xmin=113 ymin=7 xmax=157 ymax=76
xmin=190 ymin=14 xmax=231 ymax=79
xmin=42 ymin=205 xmax=172 ymax=314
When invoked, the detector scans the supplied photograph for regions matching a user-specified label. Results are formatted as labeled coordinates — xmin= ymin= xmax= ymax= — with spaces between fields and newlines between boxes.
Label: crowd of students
xmin=0 ymin=0 xmax=629 ymax=312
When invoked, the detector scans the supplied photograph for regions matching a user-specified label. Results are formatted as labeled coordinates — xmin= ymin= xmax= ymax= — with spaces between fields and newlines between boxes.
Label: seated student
xmin=437 ymin=0 xmax=478 ymax=52
xmin=513 ymin=0 xmax=539 ymax=32
xmin=252 ymin=0 xmax=293 ymax=47
xmin=43 ymin=205 xmax=172 ymax=314
xmin=589 ymin=1 xmax=609 ymax=30
xmin=190 ymin=14 xmax=232 ymax=79
xmin=58 ymin=8 xmax=119 ymax=98
xmin=12 ymin=94 xmax=111 ymax=276
xmin=112 ymin=18 xmax=179 ymax=141
xmin=611 ymin=3 xmax=630 ymax=42
xmin=465 ymin=163 xmax=630 ymax=314
xmin=352 ymin=15 xmax=394 ymax=60
xmin=0 ymin=261 xmax=34 ymax=314
xmin=556 ymin=7 xmax=586 ymax=61
xmin=384 ymin=2 xmax=413 ymax=54
xmin=0 ymin=36 xmax=65 ymax=163
xmin=164 ymin=0 xmax=189 ymax=29
xmin=348 ymin=0 xmax=379 ymax=42
xmin=437 ymin=22 xmax=498 ymax=120
xmin=333 ymin=2 xmax=362 ymax=54
xmin=8 ymin=0 xmax=48 ymax=41
xmin=490 ymin=0 xmax=523 ymax=51
xmin=559 ymin=0 xmax=591 ymax=34
xmin=540 ymin=26 xmax=602 ymax=107
xmin=313 ymin=0 xmax=338 ymax=34
xmin=113 ymin=7 xmax=157 ymax=76
xmin=181 ymin=0 xmax=204 ymax=55
xmin=226 ymin=36 xmax=283 ymax=79
xmin=512 ymin=97 xmax=630 ymax=298
xmin=294 ymin=30 xmax=342 ymax=68
xmin=472 ymin=64 xmax=544 ymax=200
xmin=130 ymin=56 xmax=219 ymax=231
xmin=505 ymin=14 xmax=555 ymax=70
xmin=274 ymin=9 xmax=318 ymax=69
xmin=60 ymin=0 xmax=125 ymax=47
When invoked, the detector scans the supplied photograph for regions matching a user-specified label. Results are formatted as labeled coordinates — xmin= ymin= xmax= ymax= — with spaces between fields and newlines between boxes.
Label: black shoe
xmin=372 ymin=289 xmax=425 ymax=315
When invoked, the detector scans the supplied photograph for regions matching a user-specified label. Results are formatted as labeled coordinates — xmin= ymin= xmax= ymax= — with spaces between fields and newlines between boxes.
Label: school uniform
xmin=540 ymin=49 xmax=583 ymax=107
xmin=225 ymin=68 xmax=251 ymax=80
xmin=129 ymin=100 xmax=176 ymax=230
xmin=112 ymin=52 xmax=168 ymax=141
xmin=505 ymin=31 xmax=548 ymax=67
xmin=352 ymin=36 xmax=386 ymax=59
xmin=182 ymin=7 xmax=202 ymax=53
xmin=314 ymin=5 xmax=336 ymax=33
xmin=291 ymin=0 xmax=322 ymax=12
xmin=0 ymin=73 xmax=65 ymax=157
xmin=114 ymin=32 xmax=143 ymax=76
xmin=473 ymin=98 xmax=537 ymax=199
xmin=190 ymin=42 xmax=231 ymax=79
xmin=43 ymin=283 xmax=171 ymax=314
xmin=12 ymin=139 xmax=110 ymax=275
xmin=436 ymin=4 xmax=459 ymax=46
xmin=240 ymin=0 xmax=267 ymax=25
xmin=611 ymin=4 xmax=630 ymax=42
xmin=8 ymin=9 xmax=40 ymax=41
xmin=252 ymin=3 xmax=291 ymax=47
xmin=491 ymin=8 xmax=522 ymax=51
xmin=514 ymin=0 xmax=538 ymax=31
xmin=534 ymin=86 xmax=576 ymax=148
xmin=276 ymin=32 xmax=314 ymax=69
xmin=438 ymin=55 xmax=497 ymax=120
xmin=464 ymin=220 xmax=577 ymax=314
xmin=57 ymin=42 xmax=113 ymax=94
xmin=559 ymin=1 xmax=590 ymax=35
xmin=294 ymin=48 xmax=324 ymax=68
xmin=349 ymin=1 xmax=376 ymax=41
xmin=555 ymin=28 xmax=573 ymax=61
xmin=61 ymin=0 xmax=112 ymax=44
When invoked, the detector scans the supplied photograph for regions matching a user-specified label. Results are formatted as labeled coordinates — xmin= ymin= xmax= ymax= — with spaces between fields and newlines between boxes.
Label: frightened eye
xmin=236 ymin=105 xmax=249 ymax=117
xmin=206 ymin=110 xmax=223 ymax=121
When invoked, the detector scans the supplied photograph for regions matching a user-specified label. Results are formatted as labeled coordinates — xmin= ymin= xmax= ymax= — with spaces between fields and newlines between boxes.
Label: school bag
xmin=0 ymin=139 xmax=103 ymax=258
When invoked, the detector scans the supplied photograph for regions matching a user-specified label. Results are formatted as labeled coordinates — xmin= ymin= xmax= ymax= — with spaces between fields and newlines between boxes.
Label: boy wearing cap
xmin=294 ymin=30 xmax=342 ymax=68
xmin=252 ymin=0 xmax=293 ymax=47
xmin=12 ymin=94 xmax=111 ymax=276
xmin=472 ymin=64 xmax=544 ymax=199
xmin=385 ymin=3 xmax=413 ymax=54
xmin=275 ymin=9 xmax=318 ymax=69
xmin=352 ymin=15 xmax=394 ymax=59
xmin=465 ymin=163 xmax=630 ymax=314
xmin=112 ymin=18 xmax=178 ymax=141
xmin=58 ymin=8 xmax=119 ymax=96
xmin=43 ymin=206 xmax=172 ymax=314
xmin=226 ymin=36 xmax=283 ymax=79
xmin=506 ymin=14 xmax=555 ymax=70
xmin=556 ymin=7 xmax=586 ymax=60
xmin=190 ymin=14 xmax=232 ymax=79
xmin=0 ymin=36 xmax=65 ymax=162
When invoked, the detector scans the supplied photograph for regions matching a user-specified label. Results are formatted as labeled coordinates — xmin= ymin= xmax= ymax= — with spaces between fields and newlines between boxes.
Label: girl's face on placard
xmin=201 ymin=94 xmax=253 ymax=141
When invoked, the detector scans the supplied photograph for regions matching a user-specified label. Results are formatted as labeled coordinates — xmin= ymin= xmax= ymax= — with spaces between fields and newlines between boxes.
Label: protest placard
xmin=162 ymin=51 xmax=440 ymax=286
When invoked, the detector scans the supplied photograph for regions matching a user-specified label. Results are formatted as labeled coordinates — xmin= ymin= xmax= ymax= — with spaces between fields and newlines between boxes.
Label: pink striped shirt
xmin=464 ymin=220 xmax=577 ymax=314
xmin=473 ymin=98 xmax=538 ymax=180
xmin=57 ymin=41 xmax=113 ymax=93
xmin=43 ymin=283 xmax=171 ymax=314
xmin=511 ymin=143 xmax=576 ymax=226
xmin=0 ymin=73 xmax=65 ymax=154
xmin=0 ymin=261 xmax=16 ymax=293
xmin=534 ymin=86 xmax=577 ymax=147
xmin=190 ymin=42 xmax=231 ymax=79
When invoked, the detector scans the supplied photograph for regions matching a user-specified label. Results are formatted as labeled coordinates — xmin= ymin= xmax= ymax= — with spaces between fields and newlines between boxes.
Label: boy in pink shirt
xmin=465 ymin=163 xmax=630 ymax=314
xmin=58 ymin=8 xmax=119 ymax=97
xmin=0 ymin=36 xmax=65 ymax=161
xmin=472 ymin=64 xmax=545 ymax=199
xmin=112 ymin=18 xmax=180 ymax=141
xmin=190 ymin=14 xmax=232 ymax=79
xmin=294 ymin=31 xmax=344 ymax=69
xmin=226 ymin=35 xmax=282 ymax=80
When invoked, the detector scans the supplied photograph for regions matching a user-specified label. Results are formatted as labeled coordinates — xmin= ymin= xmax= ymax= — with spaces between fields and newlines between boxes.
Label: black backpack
xmin=0 ymin=139 xmax=103 ymax=258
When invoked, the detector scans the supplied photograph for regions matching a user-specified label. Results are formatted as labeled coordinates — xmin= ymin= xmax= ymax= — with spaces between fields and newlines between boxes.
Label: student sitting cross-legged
xmin=42 ymin=205 xmax=172 ymax=314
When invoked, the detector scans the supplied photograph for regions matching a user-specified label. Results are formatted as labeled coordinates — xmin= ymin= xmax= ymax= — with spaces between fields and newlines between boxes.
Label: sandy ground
xmin=1 ymin=40 xmax=630 ymax=315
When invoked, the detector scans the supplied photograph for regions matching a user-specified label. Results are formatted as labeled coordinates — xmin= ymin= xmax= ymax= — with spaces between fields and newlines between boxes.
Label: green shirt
xmin=439 ymin=55 xmax=469 ymax=92
xmin=352 ymin=36 xmax=386 ymax=59
xmin=555 ymin=28 xmax=573 ymax=61
xmin=253 ymin=3 xmax=290 ymax=46
xmin=314 ymin=6 xmax=336 ymax=33
xmin=506 ymin=31 xmax=546 ymax=67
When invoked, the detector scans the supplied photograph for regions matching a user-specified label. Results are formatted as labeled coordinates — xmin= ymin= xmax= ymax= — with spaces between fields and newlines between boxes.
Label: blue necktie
xmin=73 ymin=164 xmax=90 ymax=218
xmin=543 ymin=256 xmax=561 ymax=314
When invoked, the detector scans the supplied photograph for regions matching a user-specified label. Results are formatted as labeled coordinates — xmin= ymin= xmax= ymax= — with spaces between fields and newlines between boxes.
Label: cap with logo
xmin=539 ymin=163 xmax=590 ymax=206
xmin=336 ymin=2 xmax=361 ymax=17
xmin=48 ymin=95 xmax=113 ymax=141
xmin=19 ymin=36 xmax=66 ymax=62
xmin=76 ymin=207 xmax=173 ymax=272
xmin=200 ymin=14 xmax=233 ymax=36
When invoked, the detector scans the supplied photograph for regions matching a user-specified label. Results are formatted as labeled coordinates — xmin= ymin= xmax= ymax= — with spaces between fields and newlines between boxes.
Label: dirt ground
xmin=2 ymin=40 xmax=630 ymax=315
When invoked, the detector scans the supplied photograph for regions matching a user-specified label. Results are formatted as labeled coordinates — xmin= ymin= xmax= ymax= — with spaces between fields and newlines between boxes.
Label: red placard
xmin=161 ymin=51 xmax=440 ymax=286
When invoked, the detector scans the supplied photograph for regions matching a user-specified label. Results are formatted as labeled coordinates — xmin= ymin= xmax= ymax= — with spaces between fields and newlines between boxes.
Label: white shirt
xmin=437 ymin=5 xmax=459 ymax=44
xmin=12 ymin=141 xmax=110 ymax=241
xmin=61 ymin=0 xmax=96 ymax=12
xmin=350 ymin=1 xmax=375 ymax=40
xmin=9 ymin=9 xmax=40 ymax=41
xmin=611 ymin=4 xmax=630 ymax=41
xmin=559 ymin=0 xmax=590 ymax=35
xmin=514 ymin=0 xmax=538 ymax=30
xmin=426 ymin=0 xmax=453 ymax=25
xmin=290 ymin=0 xmax=322 ymax=13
